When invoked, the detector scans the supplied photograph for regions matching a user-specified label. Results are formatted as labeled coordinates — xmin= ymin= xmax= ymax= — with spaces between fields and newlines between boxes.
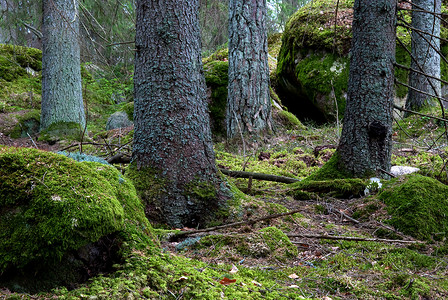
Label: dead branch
xmin=394 ymin=62 xmax=448 ymax=86
xmin=107 ymin=152 xmax=131 ymax=164
xmin=394 ymin=79 xmax=446 ymax=103
xmin=393 ymin=104 xmax=448 ymax=124
xmin=287 ymin=233 xmax=420 ymax=244
xmin=220 ymin=169 xmax=300 ymax=184
xmin=106 ymin=41 xmax=135 ymax=47
xmin=171 ymin=208 xmax=304 ymax=239
xmin=397 ymin=17 xmax=448 ymax=44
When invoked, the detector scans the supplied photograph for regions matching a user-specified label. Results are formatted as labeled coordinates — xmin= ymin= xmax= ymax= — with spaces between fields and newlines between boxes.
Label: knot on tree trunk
xmin=368 ymin=120 xmax=388 ymax=139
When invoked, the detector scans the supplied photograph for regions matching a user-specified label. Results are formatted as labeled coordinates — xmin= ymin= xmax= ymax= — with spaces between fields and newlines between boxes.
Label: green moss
xmin=190 ymin=227 xmax=297 ymax=263
xmin=122 ymin=101 xmax=134 ymax=121
xmin=303 ymin=151 xmax=351 ymax=181
xmin=9 ymin=109 xmax=41 ymax=138
xmin=185 ymin=180 xmax=217 ymax=201
xmin=378 ymin=174 xmax=448 ymax=241
xmin=277 ymin=110 xmax=307 ymax=130
xmin=0 ymin=147 xmax=128 ymax=271
xmin=291 ymin=178 xmax=367 ymax=199
xmin=203 ymin=55 xmax=229 ymax=137
xmin=258 ymin=227 xmax=298 ymax=261
xmin=38 ymin=121 xmax=84 ymax=142
xmin=0 ymin=44 xmax=42 ymax=82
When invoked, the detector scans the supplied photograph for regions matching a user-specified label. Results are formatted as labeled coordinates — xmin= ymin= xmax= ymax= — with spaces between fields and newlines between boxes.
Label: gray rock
xmin=106 ymin=111 xmax=133 ymax=130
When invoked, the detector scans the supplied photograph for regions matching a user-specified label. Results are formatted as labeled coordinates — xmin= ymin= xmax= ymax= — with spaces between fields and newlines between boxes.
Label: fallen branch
xmin=287 ymin=233 xmax=420 ymax=244
xmin=220 ymin=169 xmax=300 ymax=184
xmin=171 ymin=208 xmax=304 ymax=239
xmin=107 ymin=152 xmax=131 ymax=164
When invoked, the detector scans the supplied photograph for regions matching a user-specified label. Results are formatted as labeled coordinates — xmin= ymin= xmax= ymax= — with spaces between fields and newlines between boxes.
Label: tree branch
xmin=220 ymin=169 xmax=300 ymax=184
xmin=171 ymin=208 xmax=304 ymax=239
xmin=287 ymin=233 xmax=420 ymax=244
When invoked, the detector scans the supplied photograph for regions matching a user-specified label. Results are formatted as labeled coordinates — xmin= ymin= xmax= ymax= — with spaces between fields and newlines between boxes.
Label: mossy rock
xmin=378 ymin=174 xmax=448 ymax=241
xmin=0 ymin=109 xmax=40 ymax=138
xmin=276 ymin=0 xmax=448 ymax=123
xmin=0 ymin=146 xmax=152 ymax=291
xmin=0 ymin=44 xmax=42 ymax=82
xmin=9 ymin=109 xmax=41 ymax=138
xmin=203 ymin=50 xmax=229 ymax=138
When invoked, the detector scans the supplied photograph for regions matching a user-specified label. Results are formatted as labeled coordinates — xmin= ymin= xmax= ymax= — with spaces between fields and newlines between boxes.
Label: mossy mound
xmin=38 ymin=121 xmax=85 ymax=142
xmin=186 ymin=227 xmax=297 ymax=263
xmin=0 ymin=146 xmax=152 ymax=291
xmin=378 ymin=174 xmax=448 ymax=241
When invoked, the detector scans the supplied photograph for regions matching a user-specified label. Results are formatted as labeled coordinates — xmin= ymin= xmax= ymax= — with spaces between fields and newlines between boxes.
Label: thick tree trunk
xmin=41 ymin=0 xmax=85 ymax=131
xmin=405 ymin=0 xmax=441 ymax=113
xmin=337 ymin=0 xmax=396 ymax=178
xmin=226 ymin=0 xmax=272 ymax=139
xmin=132 ymin=0 xmax=230 ymax=228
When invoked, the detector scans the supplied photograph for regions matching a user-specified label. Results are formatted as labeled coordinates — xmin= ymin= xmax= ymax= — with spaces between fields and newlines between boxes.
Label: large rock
xmin=276 ymin=0 xmax=448 ymax=123
xmin=106 ymin=110 xmax=133 ymax=130
xmin=0 ymin=146 xmax=148 ymax=292
xmin=276 ymin=0 xmax=353 ymax=123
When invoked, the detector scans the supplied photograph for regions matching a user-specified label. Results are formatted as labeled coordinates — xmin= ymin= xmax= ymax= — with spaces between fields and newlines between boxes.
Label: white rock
xmin=390 ymin=166 xmax=420 ymax=176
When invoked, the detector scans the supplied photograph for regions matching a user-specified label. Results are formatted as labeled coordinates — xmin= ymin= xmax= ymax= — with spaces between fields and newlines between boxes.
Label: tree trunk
xmin=131 ymin=0 xmax=230 ymax=228
xmin=226 ymin=0 xmax=272 ymax=139
xmin=405 ymin=0 xmax=441 ymax=113
xmin=41 ymin=0 xmax=85 ymax=131
xmin=337 ymin=0 xmax=396 ymax=178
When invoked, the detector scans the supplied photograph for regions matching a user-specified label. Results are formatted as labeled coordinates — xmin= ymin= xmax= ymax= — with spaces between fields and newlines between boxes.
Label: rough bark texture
xmin=226 ymin=0 xmax=272 ymax=139
xmin=41 ymin=0 xmax=85 ymax=131
xmin=405 ymin=0 xmax=441 ymax=112
xmin=133 ymin=0 xmax=229 ymax=228
xmin=337 ymin=0 xmax=396 ymax=178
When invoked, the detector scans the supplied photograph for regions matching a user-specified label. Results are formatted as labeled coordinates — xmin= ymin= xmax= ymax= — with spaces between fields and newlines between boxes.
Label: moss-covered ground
xmin=2 ymin=38 xmax=448 ymax=299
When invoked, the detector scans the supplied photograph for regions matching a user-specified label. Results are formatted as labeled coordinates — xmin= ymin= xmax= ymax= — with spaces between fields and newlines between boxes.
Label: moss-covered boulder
xmin=0 ymin=146 xmax=152 ymax=291
xmin=276 ymin=0 xmax=352 ymax=123
xmin=203 ymin=48 xmax=229 ymax=138
xmin=277 ymin=0 xmax=448 ymax=123
xmin=0 ymin=109 xmax=40 ymax=138
xmin=0 ymin=44 xmax=42 ymax=112
xmin=378 ymin=174 xmax=448 ymax=241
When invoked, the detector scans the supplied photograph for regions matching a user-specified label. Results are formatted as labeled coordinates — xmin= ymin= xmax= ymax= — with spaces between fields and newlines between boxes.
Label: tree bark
xmin=41 ymin=0 xmax=85 ymax=131
xmin=226 ymin=0 xmax=272 ymax=139
xmin=132 ymin=0 xmax=230 ymax=228
xmin=337 ymin=0 xmax=396 ymax=178
xmin=405 ymin=0 xmax=441 ymax=113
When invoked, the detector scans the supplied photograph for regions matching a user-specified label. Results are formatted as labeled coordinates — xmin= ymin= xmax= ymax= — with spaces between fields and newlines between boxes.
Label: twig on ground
xmin=171 ymin=208 xmax=304 ymax=239
xmin=287 ymin=233 xmax=420 ymax=244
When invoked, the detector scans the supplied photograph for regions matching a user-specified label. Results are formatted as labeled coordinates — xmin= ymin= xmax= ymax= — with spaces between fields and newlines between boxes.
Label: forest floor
xmin=1 ymin=115 xmax=448 ymax=299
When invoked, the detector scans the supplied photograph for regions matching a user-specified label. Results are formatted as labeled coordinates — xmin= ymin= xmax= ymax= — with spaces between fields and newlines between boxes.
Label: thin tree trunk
xmin=131 ymin=0 xmax=230 ymax=228
xmin=41 ymin=0 xmax=85 ymax=131
xmin=405 ymin=0 xmax=441 ymax=113
xmin=337 ymin=0 xmax=396 ymax=178
xmin=226 ymin=0 xmax=272 ymax=139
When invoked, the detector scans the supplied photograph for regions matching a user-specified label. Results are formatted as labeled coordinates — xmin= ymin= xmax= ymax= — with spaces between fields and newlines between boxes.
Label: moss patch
xmin=38 ymin=121 xmax=84 ymax=142
xmin=378 ymin=174 xmax=448 ymax=241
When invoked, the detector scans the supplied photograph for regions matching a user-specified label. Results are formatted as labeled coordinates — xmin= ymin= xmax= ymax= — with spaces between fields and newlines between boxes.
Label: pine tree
xmin=130 ymin=0 xmax=230 ymax=228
